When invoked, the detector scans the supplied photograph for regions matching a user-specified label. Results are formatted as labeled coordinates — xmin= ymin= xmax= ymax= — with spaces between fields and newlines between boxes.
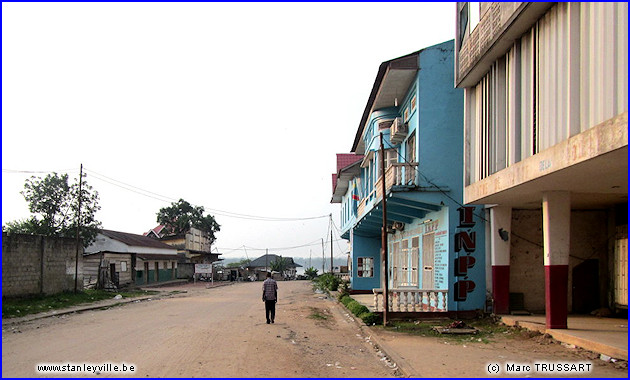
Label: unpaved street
xmin=3 ymin=281 xmax=626 ymax=378
xmin=2 ymin=281 xmax=398 ymax=378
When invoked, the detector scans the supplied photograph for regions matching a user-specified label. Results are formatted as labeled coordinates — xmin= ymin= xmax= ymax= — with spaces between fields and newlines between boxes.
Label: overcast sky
xmin=2 ymin=2 xmax=456 ymax=262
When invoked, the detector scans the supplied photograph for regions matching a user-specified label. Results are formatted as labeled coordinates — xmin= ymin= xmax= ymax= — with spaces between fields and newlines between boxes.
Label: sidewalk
xmin=500 ymin=314 xmax=628 ymax=361
xmin=346 ymin=294 xmax=628 ymax=377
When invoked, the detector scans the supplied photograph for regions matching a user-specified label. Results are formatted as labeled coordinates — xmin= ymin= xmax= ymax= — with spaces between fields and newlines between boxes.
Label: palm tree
xmin=270 ymin=256 xmax=289 ymax=276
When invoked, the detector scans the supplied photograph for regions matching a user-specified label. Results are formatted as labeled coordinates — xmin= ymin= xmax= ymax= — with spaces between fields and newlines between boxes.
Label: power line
xmin=3 ymin=168 xmax=79 ymax=174
xmin=81 ymin=167 xmax=330 ymax=222
xmin=382 ymin=138 xmax=544 ymax=248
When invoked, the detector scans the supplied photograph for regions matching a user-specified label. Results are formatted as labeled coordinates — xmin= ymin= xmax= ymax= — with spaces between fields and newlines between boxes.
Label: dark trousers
xmin=265 ymin=300 xmax=276 ymax=322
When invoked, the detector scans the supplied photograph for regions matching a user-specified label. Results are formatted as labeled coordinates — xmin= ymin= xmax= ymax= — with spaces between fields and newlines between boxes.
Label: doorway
xmin=572 ymin=259 xmax=600 ymax=313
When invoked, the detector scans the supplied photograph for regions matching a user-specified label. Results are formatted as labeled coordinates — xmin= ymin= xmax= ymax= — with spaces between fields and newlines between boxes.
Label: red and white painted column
xmin=542 ymin=191 xmax=571 ymax=329
xmin=490 ymin=206 xmax=511 ymax=314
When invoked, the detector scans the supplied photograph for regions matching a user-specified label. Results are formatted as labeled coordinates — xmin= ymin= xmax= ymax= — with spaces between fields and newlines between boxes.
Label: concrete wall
xmin=510 ymin=209 xmax=612 ymax=313
xmin=2 ymin=233 xmax=82 ymax=297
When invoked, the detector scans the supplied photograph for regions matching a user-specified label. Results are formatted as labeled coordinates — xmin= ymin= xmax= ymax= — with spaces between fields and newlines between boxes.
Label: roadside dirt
xmin=366 ymin=318 xmax=627 ymax=377
xmin=2 ymin=281 xmax=399 ymax=378
xmin=2 ymin=281 xmax=626 ymax=378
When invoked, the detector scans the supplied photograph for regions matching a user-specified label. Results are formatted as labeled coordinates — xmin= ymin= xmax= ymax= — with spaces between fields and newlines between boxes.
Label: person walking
xmin=262 ymin=272 xmax=278 ymax=324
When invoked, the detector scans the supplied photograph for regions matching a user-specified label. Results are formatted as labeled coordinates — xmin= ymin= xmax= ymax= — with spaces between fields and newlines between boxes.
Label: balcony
xmin=357 ymin=162 xmax=419 ymax=219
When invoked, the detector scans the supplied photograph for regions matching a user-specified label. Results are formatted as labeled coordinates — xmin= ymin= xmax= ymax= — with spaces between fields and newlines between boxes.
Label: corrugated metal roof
xmin=101 ymin=229 xmax=176 ymax=250
xmin=247 ymin=254 xmax=302 ymax=268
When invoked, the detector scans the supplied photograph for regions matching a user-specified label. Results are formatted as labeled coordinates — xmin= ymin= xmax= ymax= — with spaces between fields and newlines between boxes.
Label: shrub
xmin=314 ymin=273 xmax=340 ymax=292
xmin=340 ymin=295 xmax=353 ymax=306
xmin=337 ymin=280 xmax=350 ymax=297
xmin=359 ymin=312 xmax=382 ymax=325
xmin=347 ymin=300 xmax=369 ymax=316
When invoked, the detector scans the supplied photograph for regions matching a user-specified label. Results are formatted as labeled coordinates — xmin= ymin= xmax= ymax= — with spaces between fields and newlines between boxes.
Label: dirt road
xmin=2 ymin=281 xmax=398 ymax=378
xmin=3 ymin=281 xmax=626 ymax=378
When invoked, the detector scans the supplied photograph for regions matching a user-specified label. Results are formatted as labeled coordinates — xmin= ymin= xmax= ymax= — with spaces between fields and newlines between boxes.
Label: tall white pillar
xmin=490 ymin=206 xmax=512 ymax=314
xmin=542 ymin=191 xmax=571 ymax=329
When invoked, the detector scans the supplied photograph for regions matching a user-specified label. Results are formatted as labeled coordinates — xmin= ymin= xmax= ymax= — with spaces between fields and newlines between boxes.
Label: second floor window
xmin=406 ymin=133 xmax=416 ymax=163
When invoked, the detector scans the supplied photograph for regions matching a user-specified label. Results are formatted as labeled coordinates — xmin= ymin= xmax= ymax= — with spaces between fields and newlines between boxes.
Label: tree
xmin=305 ymin=267 xmax=318 ymax=280
xmin=226 ymin=258 xmax=251 ymax=268
xmin=270 ymin=256 xmax=289 ymax=274
xmin=156 ymin=199 xmax=220 ymax=243
xmin=3 ymin=172 xmax=102 ymax=247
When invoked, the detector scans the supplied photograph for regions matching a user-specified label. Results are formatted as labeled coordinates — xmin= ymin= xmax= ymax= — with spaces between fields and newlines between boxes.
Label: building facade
xmin=332 ymin=40 xmax=486 ymax=316
xmin=455 ymin=2 xmax=628 ymax=328
xmin=86 ymin=229 xmax=180 ymax=286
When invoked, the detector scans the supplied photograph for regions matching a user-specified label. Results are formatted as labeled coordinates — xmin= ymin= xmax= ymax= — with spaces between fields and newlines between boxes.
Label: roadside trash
xmin=600 ymin=354 xmax=612 ymax=362
xmin=326 ymin=364 xmax=333 ymax=367
xmin=433 ymin=320 xmax=478 ymax=335
xmin=351 ymin=367 xmax=356 ymax=370
xmin=113 ymin=294 xmax=122 ymax=300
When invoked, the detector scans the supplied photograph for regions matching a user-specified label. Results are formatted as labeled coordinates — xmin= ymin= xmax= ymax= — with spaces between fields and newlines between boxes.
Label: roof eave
xmin=351 ymin=51 xmax=420 ymax=153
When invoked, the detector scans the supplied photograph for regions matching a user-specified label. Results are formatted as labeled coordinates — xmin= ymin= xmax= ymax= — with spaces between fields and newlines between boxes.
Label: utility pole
xmin=74 ymin=164 xmax=83 ymax=294
xmin=379 ymin=133 xmax=389 ymax=326
xmin=265 ymin=248 xmax=268 ymax=273
xmin=330 ymin=214 xmax=334 ymax=273
xmin=321 ymin=238 xmax=325 ymax=274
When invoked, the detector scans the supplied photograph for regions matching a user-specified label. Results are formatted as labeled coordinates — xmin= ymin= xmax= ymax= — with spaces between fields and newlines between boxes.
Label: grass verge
xmin=384 ymin=317 xmax=515 ymax=344
xmin=2 ymin=289 xmax=159 ymax=318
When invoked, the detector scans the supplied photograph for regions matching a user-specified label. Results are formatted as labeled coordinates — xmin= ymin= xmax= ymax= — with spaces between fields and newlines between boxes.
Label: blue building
xmin=331 ymin=40 xmax=486 ymax=317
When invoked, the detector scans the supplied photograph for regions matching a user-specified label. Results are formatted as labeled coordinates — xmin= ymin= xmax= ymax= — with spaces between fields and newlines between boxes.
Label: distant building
xmin=246 ymin=254 xmax=302 ymax=280
xmin=85 ymin=229 xmax=179 ymax=287
xmin=146 ymin=225 xmax=221 ymax=264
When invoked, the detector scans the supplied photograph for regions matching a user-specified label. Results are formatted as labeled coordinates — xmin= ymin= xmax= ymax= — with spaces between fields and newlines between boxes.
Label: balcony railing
xmin=373 ymin=288 xmax=448 ymax=312
xmin=358 ymin=163 xmax=419 ymax=219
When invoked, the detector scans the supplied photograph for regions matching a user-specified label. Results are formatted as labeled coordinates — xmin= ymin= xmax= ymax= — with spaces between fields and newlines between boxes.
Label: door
xmin=422 ymin=233 xmax=435 ymax=289
xmin=144 ymin=262 xmax=149 ymax=284
xmin=572 ymin=259 xmax=600 ymax=313
xmin=110 ymin=263 xmax=118 ymax=286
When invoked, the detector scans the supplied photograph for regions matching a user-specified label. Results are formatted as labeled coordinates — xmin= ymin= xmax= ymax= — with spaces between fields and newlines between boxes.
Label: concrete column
xmin=542 ymin=191 xmax=571 ymax=329
xmin=490 ymin=206 xmax=512 ymax=314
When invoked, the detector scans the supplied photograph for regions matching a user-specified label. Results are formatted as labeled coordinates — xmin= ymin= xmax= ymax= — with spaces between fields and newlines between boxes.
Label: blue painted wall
xmin=350 ymin=232 xmax=381 ymax=291
xmin=343 ymin=40 xmax=486 ymax=311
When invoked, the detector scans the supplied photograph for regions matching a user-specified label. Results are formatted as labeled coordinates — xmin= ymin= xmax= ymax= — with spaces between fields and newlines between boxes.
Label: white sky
xmin=2 ymin=2 xmax=456 ymax=261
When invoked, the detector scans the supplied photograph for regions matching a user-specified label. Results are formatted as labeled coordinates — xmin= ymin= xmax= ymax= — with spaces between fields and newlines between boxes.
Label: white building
xmin=455 ymin=2 xmax=627 ymax=328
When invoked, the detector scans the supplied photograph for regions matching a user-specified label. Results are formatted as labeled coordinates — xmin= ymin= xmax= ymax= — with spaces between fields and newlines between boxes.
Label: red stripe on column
xmin=545 ymin=265 xmax=568 ymax=329
xmin=492 ymin=265 xmax=510 ymax=314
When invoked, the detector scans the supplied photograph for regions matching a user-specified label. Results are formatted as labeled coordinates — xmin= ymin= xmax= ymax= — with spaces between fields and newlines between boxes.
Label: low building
xmin=85 ymin=229 xmax=179 ymax=287
xmin=246 ymin=254 xmax=302 ymax=280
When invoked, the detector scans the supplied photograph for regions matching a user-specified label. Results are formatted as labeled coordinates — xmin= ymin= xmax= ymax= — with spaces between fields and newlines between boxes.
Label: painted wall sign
xmin=433 ymin=228 xmax=449 ymax=289
xmin=454 ymin=206 xmax=477 ymax=302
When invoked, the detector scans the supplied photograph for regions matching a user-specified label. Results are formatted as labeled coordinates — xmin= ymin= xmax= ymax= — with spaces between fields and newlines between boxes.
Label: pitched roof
xmin=100 ymin=229 xmax=176 ymax=250
xmin=143 ymin=224 xmax=166 ymax=237
xmin=336 ymin=153 xmax=364 ymax=172
xmin=247 ymin=254 xmax=302 ymax=268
